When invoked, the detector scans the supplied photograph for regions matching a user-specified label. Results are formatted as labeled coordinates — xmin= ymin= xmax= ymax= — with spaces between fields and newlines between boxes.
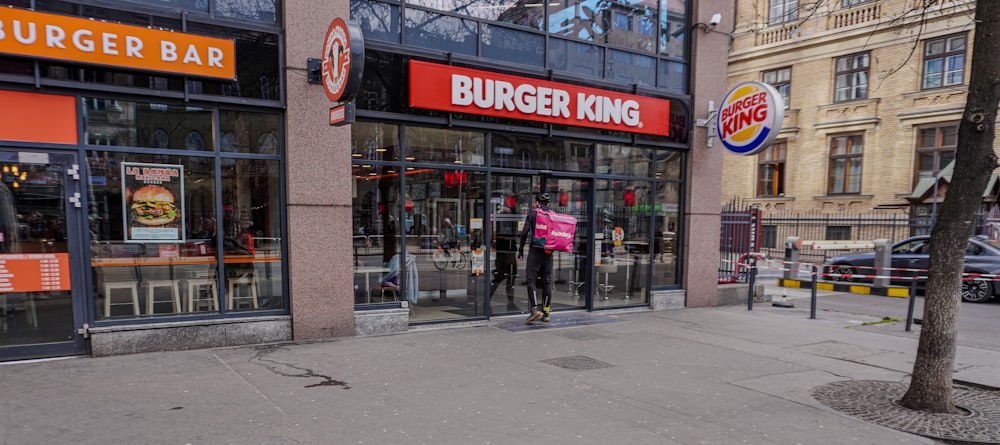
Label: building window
xmin=763 ymin=67 xmax=791 ymax=109
xmin=834 ymin=52 xmax=869 ymax=102
xmin=757 ymin=142 xmax=786 ymax=197
xmin=761 ymin=225 xmax=778 ymax=249
xmin=826 ymin=225 xmax=851 ymax=240
xmin=841 ymin=0 xmax=874 ymax=7
xmin=923 ymin=34 xmax=966 ymax=89
xmin=915 ymin=124 xmax=957 ymax=186
xmin=828 ymin=134 xmax=863 ymax=194
xmin=768 ymin=0 xmax=798 ymax=25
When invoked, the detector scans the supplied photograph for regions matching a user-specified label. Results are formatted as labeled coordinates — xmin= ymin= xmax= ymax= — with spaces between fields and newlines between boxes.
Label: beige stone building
xmin=722 ymin=0 xmax=999 ymax=222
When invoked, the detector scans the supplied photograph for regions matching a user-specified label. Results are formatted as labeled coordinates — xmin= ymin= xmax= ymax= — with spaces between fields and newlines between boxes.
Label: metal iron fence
xmin=718 ymin=201 xmax=1000 ymax=281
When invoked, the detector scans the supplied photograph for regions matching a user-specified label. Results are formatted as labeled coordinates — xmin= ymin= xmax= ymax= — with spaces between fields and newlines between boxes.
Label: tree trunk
xmin=900 ymin=0 xmax=1000 ymax=413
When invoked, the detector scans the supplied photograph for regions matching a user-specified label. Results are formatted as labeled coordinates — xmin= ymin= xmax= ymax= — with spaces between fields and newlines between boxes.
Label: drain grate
xmin=541 ymin=355 xmax=614 ymax=371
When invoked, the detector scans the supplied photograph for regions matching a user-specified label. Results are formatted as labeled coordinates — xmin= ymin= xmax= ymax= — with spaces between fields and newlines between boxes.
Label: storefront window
xmin=220 ymin=111 xmax=282 ymax=154
xmin=595 ymin=179 xmax=653 ymax=305
xmin=88 ymin=152 xmax=219 ymax=319
xmin=82 ymin=99 xmax=213 ymax=150
xmin=353 ymin=122 xmax=400 ymax=162
xmin=87 ymin=147 xmax=283 ymax=318
xmin=406 ymin=127 xmax=485 ymax=165
xmin=220 ymin=159 xmax=284 ymax=310
xmin=652 ymin=180 xmax=680 ymax=286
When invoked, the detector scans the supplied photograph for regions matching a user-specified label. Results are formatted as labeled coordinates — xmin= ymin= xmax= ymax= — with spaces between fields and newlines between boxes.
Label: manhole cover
xmin=541 ymin=355 xmax=614 ymax=371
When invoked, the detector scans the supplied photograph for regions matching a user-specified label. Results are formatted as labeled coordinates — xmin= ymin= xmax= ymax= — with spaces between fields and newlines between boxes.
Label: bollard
xmin=783 ymin=236 xmax=801 ymax=281
xmin=905 ymin=279 xmax=918 ymax=332
xmin=810 ymin=264 xmax=818 ymax=319
xmin=747 ymin=256 xmax=757 ymax=311
xmin=873 ymin=239 xmax=891 ymax=288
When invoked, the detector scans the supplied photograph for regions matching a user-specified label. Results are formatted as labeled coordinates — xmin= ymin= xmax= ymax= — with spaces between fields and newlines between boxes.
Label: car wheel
xmin=830 ymin=264 xmax=857 ymax=282
xmin=961 ymin=279 xmax=992 ymax=303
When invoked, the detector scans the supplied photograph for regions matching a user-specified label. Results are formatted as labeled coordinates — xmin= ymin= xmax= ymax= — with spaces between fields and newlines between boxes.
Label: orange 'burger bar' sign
xmin=408 ymin=60 xmax=671 ymax=137
xmin=0 ymin=7 xmax=235 ymax=80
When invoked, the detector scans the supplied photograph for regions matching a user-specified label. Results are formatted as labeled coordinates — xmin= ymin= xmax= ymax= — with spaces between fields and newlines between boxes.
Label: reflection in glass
xmin=82 ymin=98 xmax=213 ymax=150
xmin=652 ymin=180 xmax=680 ymax=286
xmin=0 ymin=153 xmax=74 ymax=346
xmin=406 ymin=127 xmax=485 ymax=165
xmin=220 ymin=159 xmax=284 ymax=310
xmin=548 ymin=38 xmax=604 ymax=78
xmin=405 ymin=9 xmax=478 ymax=56
xmin=220 ymin=111 xmax=281 ymax=154
xmin=595 ymin=178 xmax=653 ymax=305
xmin=352 ymin=122 xmax=401 ymax=162
xmin=216 ymin=0 xmax=277 ymax=22
xmin=352 ymin=1 xmax=402 ymax=43
xmin=482 ymin=24 xmax=545 ymax=67
xmin=409 ymin=0 xmax=545 ymax=29
xmin=88 ymin=152 xmax=218 ymax=319
xmin=608 ymin=50 xmax=656 ymax=87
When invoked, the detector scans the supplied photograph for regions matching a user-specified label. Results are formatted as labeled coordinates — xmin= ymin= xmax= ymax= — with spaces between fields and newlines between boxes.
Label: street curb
xmin=776 ymin=278 xmax=910 ymax=298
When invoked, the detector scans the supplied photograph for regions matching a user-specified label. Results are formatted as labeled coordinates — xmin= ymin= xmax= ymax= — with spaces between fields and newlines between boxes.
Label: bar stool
xmin=145 ymin=280 xmax=181 ymax=315
xmin=186 ymin=278 xmax=218 ymax=312
xmin=227 ymin=274 xmax=259 ymax=310
xmin=596 ymin=261 xmax=618 ymax=300
xmin=103 ymin=281 xmax=141 ymax=316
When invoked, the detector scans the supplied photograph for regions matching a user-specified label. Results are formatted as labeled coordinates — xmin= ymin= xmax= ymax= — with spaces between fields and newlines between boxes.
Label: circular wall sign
xmin=321 ymin=18 xmax=351 ymax=102
xmin=716 ymin=81 xmax=784 ymax=156
xmin=321 ymin=18 xmax=365 ymax=103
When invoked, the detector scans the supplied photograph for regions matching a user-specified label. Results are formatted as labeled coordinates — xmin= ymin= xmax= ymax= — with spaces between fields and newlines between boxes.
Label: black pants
xmin=524 ymin=248 xmax=553 ymax=312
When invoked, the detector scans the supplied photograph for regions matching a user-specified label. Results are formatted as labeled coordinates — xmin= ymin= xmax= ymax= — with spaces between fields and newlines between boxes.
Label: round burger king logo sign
xmin=716 ymin=81 xmax=784 ymax=156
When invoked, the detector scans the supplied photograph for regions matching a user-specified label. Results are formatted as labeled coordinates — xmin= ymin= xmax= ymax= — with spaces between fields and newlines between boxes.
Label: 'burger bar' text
xmin=0 ymin=8 xmax=235 ymax=79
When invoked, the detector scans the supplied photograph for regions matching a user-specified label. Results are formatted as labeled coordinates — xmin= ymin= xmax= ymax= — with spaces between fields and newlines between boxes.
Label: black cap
xmin=537 ymin=193 xmax=550 ymax=203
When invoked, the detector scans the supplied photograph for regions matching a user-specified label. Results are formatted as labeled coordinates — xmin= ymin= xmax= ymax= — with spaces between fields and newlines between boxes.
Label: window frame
xmin=827 ymin=133 xmax=864 ymax=195
xmin=834 ymin=52 xmax=869 ymax=102
xmin=756 ymin=141 xmax=786 ymax=197
xmin=922 ymin=34 xmax=967 ymax=90
xmin=768 ymin=0 xmax=799 ymax=25
xmin=762 ymin=67 xmax=791 ymax=109
xmin=914 ymin=124 xmax=958 ymax=186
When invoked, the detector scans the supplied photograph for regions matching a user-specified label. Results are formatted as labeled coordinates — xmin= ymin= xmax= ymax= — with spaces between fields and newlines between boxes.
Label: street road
xmin=771 ymin=284 xmax=1000 ymax=352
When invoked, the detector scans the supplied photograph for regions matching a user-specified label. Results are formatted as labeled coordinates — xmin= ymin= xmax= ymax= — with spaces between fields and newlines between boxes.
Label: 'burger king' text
xmin=719 ymin=91 xmax=769 ymax=140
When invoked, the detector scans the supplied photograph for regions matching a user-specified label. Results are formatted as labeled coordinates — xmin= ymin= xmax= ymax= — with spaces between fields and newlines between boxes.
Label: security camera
xmin=708 ymin=13 xmax=722 ymax=28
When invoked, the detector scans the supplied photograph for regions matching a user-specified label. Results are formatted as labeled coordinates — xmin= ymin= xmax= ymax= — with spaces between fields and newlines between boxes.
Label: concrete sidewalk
xmin=2 ymin=295 xmax=998 ymax=445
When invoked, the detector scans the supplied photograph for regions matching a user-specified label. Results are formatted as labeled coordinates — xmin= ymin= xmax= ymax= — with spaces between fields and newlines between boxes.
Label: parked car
xmin=824 ymin=234 xmax=1000 ymax=303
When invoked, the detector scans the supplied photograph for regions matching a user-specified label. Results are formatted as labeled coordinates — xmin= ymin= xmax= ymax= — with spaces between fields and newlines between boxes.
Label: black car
xmin=824 ymin=234 xmax=1000 ymax=303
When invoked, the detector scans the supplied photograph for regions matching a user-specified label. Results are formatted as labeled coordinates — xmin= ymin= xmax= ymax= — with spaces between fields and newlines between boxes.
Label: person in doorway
xmin=440 ymin=217 xmax=456 ymax=256
xmin=518 ymin=192 xmax=553 ymax=323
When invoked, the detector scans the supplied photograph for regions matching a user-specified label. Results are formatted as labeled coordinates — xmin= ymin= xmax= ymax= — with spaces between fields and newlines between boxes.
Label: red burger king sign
xmin=716 ymin=81 xmax=784 ymax=155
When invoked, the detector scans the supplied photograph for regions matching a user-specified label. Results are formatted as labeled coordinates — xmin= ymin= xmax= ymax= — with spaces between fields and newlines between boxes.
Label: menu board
xmin=0 ymin=253 xmax=71 ymax=293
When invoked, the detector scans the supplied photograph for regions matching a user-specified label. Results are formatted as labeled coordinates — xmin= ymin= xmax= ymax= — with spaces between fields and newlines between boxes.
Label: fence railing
xmin=718 ymin=201 xmax=1000 ymax=281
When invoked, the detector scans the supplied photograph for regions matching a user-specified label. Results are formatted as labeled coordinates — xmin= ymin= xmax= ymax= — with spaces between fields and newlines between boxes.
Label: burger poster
xmin=121 ymin=162 xmax=186 ymax=242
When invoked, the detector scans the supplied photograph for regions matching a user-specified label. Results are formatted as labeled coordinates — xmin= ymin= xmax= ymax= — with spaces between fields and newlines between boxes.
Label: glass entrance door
xmin=0 ymin=149 xmax=86 ymax=362
xmin=488 ymin=174 xmax=591 ymax=315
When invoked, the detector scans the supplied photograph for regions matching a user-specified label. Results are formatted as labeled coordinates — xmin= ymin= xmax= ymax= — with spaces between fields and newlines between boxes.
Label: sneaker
xmin=527 ymin=310 xmax=543 ymax=323
xmin=541 ymin=313 xmax=550 ymax=323
xmin=506 ymin=303 xmax=520 ymax=312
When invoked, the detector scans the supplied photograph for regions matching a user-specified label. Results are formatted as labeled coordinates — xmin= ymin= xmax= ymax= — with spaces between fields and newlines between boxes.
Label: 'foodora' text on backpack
xmin=531 ymin=209 xmax=577 ymax=252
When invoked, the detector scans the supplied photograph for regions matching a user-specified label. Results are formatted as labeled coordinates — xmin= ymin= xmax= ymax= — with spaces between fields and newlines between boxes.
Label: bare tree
xmin=899 ymin=0 xmax=1000 ymax=413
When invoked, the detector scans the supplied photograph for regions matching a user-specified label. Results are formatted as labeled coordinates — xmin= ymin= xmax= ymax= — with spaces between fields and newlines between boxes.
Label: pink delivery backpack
xmin=531 ymin=209 xmax=577 ymax=252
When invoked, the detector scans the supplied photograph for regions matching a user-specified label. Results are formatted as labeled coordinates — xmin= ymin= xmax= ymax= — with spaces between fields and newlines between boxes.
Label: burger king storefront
xmin=1 ymin=0 xmax=729 ymax=361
